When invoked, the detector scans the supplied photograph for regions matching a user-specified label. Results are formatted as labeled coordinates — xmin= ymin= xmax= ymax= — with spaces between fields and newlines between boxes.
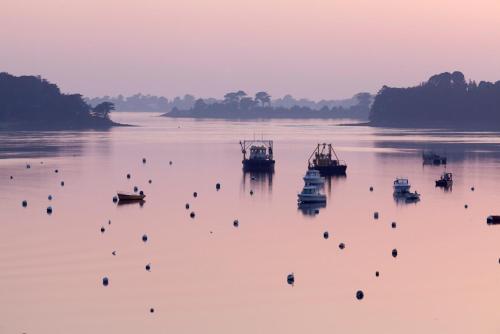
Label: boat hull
xmin=117 ymin=193 xmax=145 ymax=201
xmin=435 ymin=180 xmax=452 ymax=187
xmin=298 ymin=194 xmax=327 ymax=203
xmin=242 ymin=159 xmax=275 ymax=172
xmin=309 ymin=165 xmax=347 ymax=176
xmin=487 ymin=215 xmax=500 ymax=225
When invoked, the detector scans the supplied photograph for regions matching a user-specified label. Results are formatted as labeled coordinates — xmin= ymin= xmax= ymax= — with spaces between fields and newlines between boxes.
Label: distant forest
xmin=162 ymin=91 xmax=373 ymax=119
xmin=0 ymin=72 xmax=118 ymax=130
xmin=370 ymin=71 xmax=500 ymax=129
xmin=87 ymin=92 xmax=369 ymax=115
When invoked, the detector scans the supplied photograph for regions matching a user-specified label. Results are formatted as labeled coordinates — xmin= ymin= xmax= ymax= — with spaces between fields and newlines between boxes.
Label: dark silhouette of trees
xmin=370 ymin=71 xmax=500 ymax=129
xmin=255 ymin=91 xmax=271 ymax=107
xmin=0 ymin=72 xmax=117 ymax=129
xmin=164 ymin=90 xmax=372 ymax=119
xmin=93 ymin=102 xmax=115 ymax=119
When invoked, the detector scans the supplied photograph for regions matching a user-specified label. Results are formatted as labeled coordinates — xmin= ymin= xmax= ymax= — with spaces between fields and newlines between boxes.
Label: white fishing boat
xmin=298 ymin=186 xmax=327 ymax=203
xmin=303 ymin=169 xmax=324 ymax=186
xmin=393 ymin=178 xmax=411 ymax=194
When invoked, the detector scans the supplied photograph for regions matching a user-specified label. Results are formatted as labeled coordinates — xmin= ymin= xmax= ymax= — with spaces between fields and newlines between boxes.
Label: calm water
xmin=1 ymin=112 xmax=500 ymax=333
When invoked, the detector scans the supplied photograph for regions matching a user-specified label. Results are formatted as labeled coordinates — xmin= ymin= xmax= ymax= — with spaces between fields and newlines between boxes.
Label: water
xmin=1 ymin=112 xmax=500 ymax=333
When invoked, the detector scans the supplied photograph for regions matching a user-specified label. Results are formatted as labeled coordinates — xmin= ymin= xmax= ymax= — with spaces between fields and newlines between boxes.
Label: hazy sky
xmin=1 ymin=0 xmax=500 ymax=100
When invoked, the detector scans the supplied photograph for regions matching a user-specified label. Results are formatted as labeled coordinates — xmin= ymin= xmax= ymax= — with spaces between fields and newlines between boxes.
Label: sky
xmin=1 ymin=0 xmax=500 ymax=100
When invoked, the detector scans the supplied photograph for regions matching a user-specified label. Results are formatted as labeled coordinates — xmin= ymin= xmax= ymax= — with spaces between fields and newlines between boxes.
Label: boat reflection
xmin=297 ymin=201 xmax=326 ymax=216
xmin=324 ymin=175 xmax=346 ymax=196
xmin=241 ymin=171 xmax=274 ymax=193
xmin=393 ymin=193 xmax=420 ymax=205
xmin=117 ymin=200 xmax=146 ymax=207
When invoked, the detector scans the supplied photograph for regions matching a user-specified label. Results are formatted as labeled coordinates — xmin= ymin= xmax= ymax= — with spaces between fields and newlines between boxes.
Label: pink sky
xmin=1 ymin=0 xmax=500 ymax=99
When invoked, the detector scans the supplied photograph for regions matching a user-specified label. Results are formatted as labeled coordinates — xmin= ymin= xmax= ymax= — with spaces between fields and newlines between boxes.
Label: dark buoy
xmin=46 ymin=206 xmax=53 ymax=214
xmin=375 ymin=271 xmax=380 ymax=277
xmin=22 ymin=200 xmax=28 ymax=207
xmin=190 ymin=212 xmax=195 ymax=218
xmin=471 ymin=186 xmax=475 ymax=191
xmin=126 ymin=173 xmax=131 ymax=179
xmin=169 ymin=161 xmax=172 ymax=165
xmin=287 ymin=273 xmax=295 ymax=285
xmin=233 ymin=219 xmax=239 ymax=227
xmin=464 ymin=204 xmax=468 ymax=209
xmin=148 ymin=179 xmax=152 ymax=184
xmin=145 ymin=263 xmax=151 ymax=271
xmin=185 ymin=203 xmax=190 ymax=209
xmin=112 ymin=251 xmax=116 ymax=256
xmin=100 ymin=227 xmax=105 ymax=233
xmin=356 ymin=290 xmax=364 ymax=300
xmin=112 ymin=196 xmax=118 ymax=203
xmin=142 ymin=158 xmax=146 ymax=164
xmin=10 ymin=176 xmax=13 ymax=180
xmin=216 ymin=183 xmax=221 ymax=190
xmin=60 ymin=181 xmax=64 ymax=187
xmin=250 ymin=190 xmax=254 ymax=195
xmin=142 ymin=234 xmax=148 ymax=242
xmin=369 ymin=186 xmax=373 ymax=192
xmin=374 ymin=212 xmax=379 ymax=219
xmin=339 ymin=243 xmax=345 ymax=250
xmin=26 ymin=164 xmax=31 ymax=169
xmin=392 ymin=248 xmax=398 ymax=258
xmin=193 ymin=192 xmax=198 ymax=198
xmin=134 ymin=186 xmax=138 ymax=193
xmin=323 ymin=231 xmax=329 ymax=239
xmin=139 ymin=190 xmax=144 ymax=196
xmin=55 ymin=169 xmax=59 ymax=173
xmin=391 ymin=222 xmax=396 ymax=229
xmin=102 ymin=277 xmax=109 ymax=286
xmin=150 ymin=308 xmax=155 ymax=313
xmin=108 ymin=220 xmax=111 ymax=225
xmin=48 ymin=195 xmax=53 ymax=201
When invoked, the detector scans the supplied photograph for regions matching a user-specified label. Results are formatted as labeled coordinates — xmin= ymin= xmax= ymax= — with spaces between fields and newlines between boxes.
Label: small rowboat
xmin=487 ymin=215 xmax=500 ymax=225
xmin=117 ymin=191 xmax=145 ymax=201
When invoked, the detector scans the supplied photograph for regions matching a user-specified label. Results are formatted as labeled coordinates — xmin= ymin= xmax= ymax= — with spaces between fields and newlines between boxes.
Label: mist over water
xmin=1 ymin=112 xmax=500 ymax=333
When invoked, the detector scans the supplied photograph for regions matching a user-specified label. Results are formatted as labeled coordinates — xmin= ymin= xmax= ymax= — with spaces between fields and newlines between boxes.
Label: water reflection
xmin=117 ymin=200 xmax=146 ymax=207
xmin=297 ymin=201 xmax=326 ymax=216
xmin=241 ymin=171 xmax=274 ymax=193
xmin=324 ymin=175 xmax=347 ymax=196
xmin=0 ymin=130 xmax=111 ymax=159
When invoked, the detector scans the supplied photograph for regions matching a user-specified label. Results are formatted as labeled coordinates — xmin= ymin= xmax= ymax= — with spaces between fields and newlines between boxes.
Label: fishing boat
xmin=393 ymin=178 xmax=411 ymax=194
xmin=303 ymin=169 xmax=324 ymax=186
xmin=393 ymin=178 xmax=421 ymax=202
xmin=117 ymin=191 xmax=145 ymax=201
xmin=404 ymin=191 xmax=421 ymax=202
xmin=240 ymin=140 xmax=275 ymax=172
xmin=487 ymin=215 xmax=500 ymax=225
xmin=423 ymin=151 xmax=447 ymax=165
xmin=308 ymin=143 xmax=347 ymax=175
xmin=435 ymin=172 xmax=453 ymax=187
xmin=297 ymin=185 xmax=327 ymax=203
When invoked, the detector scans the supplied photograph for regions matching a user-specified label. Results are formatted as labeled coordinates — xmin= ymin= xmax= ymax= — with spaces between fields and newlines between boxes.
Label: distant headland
xmin=161 ymin=91 xmax=372 ymax=120
xmin=369 ymin=71 xmax=500 ymax=130
xmin=0 ymin=72 xmax=120 ymax=130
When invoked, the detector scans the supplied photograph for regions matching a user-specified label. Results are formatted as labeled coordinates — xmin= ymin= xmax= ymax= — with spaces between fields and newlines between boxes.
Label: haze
xmin=1 ymin=0 xmax=500 ymax=99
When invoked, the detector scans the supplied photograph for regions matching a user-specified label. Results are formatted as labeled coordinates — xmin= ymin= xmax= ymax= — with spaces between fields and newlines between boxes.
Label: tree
xmin=93 ymin=102 xmax=115 ymax=119
xmin=255 ymin=91 xmax=271 ymax=106
xmin=240 ymin=97 xmax=257 ymax=110
xmin=193 ymin=98 xmax=207 ymax=111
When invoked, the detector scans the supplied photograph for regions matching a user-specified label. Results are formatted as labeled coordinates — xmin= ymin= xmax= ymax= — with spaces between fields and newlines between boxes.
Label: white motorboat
xmin=298 ymin=186 xmax=327 ymax=203
xmin=303 ymin=169 xmax=324 ymax=186
xmin=393 ymin=178 xmax=411 ymax=194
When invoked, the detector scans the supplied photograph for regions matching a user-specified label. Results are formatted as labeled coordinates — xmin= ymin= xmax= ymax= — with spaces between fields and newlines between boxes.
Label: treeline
xmin=86 ymin=94 xmax=212 ymax=112
xmin=0 ymin=72 xmax=117 ymax=129
xmin=164 ymin=91 xmax=372 ymax=119
xmin=87 ymin=93 xmax=368 ymax=113
xmin=370 ymin=71 xmax=500 ymax=129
